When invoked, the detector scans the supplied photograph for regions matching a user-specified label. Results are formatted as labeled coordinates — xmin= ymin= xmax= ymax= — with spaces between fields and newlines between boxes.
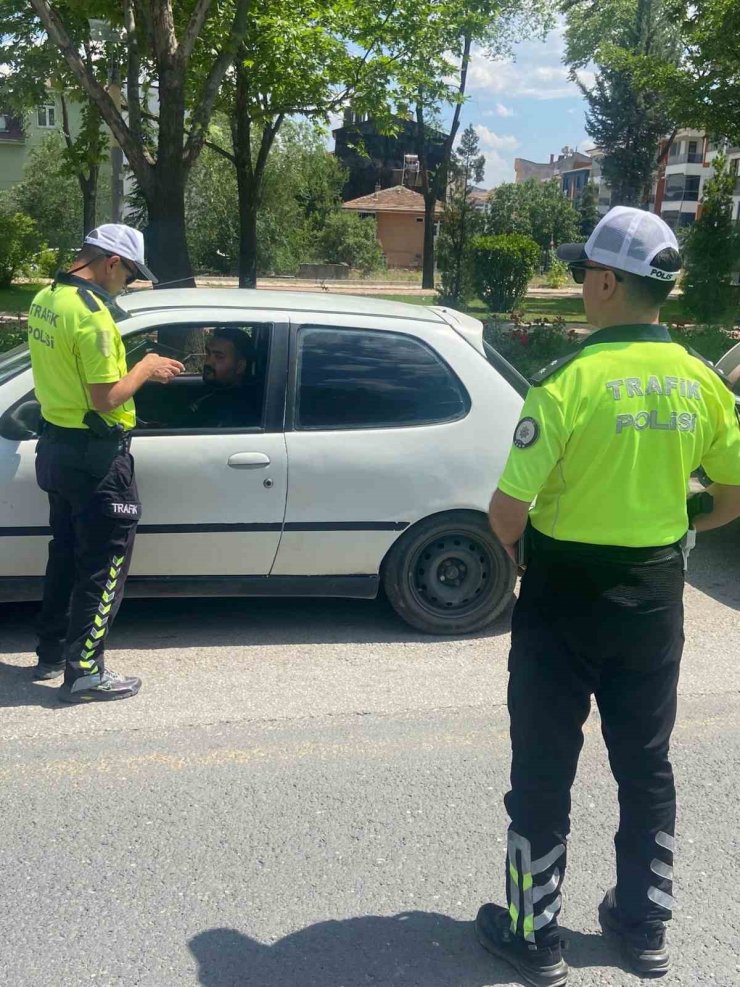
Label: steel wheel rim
xmin=407 ymin=529 xmax=498 ymax=617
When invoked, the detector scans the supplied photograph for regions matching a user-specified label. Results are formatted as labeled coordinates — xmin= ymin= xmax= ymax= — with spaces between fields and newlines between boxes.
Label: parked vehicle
xmin=0 ymin=290 xmax=527 ymax=634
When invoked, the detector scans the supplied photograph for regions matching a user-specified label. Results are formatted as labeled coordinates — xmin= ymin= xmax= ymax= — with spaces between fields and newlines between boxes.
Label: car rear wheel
xmin=382 ymin=511 xmax=515 ymax=635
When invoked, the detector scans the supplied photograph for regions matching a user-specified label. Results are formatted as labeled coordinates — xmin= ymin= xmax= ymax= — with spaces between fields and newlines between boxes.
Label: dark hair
xmin=211 ymin=326 xmax=253 ymax=364
xmin=75 ymin=243 xmax=107 ymax=264
xmin=621 ymin=247 xmax=682 ymax=307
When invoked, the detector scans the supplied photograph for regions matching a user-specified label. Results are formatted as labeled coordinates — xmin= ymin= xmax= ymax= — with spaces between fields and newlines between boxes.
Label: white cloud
xmin=468 ymin=23 xmax=595 ymax=101
xmin=482 ymin=149 xmax=517 ymax=188
xmin=494 ymin=102 xmax=515 ymax=118
xmin=474 ymin=125 xmax=519 ymax=152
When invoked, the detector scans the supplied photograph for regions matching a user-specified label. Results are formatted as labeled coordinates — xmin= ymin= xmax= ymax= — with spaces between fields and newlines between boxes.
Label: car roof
xmin=118 ymin=288 xmax=447 ymax=324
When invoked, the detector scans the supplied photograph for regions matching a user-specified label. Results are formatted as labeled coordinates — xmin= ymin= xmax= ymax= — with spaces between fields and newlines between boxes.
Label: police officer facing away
xmin=475 ymin=208 xmax=740 ymax=985
xmin=28 ymin=224 xmax=184 ymax=703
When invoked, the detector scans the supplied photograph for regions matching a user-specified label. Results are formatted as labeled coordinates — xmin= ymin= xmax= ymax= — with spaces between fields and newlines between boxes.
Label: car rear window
xmin=297 ymin=326 xmax=470 ymax=429
xmin=0 ymin=342 xmax=31 ymax=386
xmin=483 ymin=341 xmax=529 ymax=397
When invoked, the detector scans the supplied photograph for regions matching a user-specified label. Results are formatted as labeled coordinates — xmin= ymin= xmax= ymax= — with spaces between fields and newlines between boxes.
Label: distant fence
xmin=297 ymin=263 xmax=350 ymax=280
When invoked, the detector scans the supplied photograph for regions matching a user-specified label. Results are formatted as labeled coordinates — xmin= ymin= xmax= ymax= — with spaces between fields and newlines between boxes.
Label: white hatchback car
xmin=0 ymin=289 xmax=527 ymax=633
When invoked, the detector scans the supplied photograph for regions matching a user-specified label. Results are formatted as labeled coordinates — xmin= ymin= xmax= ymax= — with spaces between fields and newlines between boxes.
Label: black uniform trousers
xmin=35 ymin=426 xmax=141 ymax=684
xmin=504 ymin=528 xmax=683 ymax=946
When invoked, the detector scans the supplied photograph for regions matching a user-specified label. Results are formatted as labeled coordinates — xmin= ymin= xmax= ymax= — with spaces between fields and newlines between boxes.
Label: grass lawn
xmin=0 ymin=283 xmax=43 ymax=313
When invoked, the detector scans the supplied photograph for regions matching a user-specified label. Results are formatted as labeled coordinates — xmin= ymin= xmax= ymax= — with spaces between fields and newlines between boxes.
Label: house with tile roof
xmin=342 ymin=185 xmax=443 ymax=269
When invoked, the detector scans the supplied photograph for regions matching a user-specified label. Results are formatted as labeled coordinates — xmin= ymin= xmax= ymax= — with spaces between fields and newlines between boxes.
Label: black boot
xmin=475 ymin=903 xmax=568 ymax=987
xmin=599 ymin=887 xmax=669 ymax=978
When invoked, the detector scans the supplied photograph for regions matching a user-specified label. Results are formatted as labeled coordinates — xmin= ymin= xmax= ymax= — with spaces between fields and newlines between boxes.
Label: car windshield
xmin=0 ymin=342 xmax=31 ymax=386
xmin=483 ymin=341 xmax=529 ymax=397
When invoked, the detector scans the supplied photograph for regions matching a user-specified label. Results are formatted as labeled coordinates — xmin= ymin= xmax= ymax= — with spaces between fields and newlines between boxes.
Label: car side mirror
xmin=0 ymin=397 xmax=42 ymax=441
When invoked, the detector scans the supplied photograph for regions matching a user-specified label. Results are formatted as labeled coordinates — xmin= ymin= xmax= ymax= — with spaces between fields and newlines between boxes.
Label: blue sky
xmin=462 ymin=22 xmax=595 ymax=188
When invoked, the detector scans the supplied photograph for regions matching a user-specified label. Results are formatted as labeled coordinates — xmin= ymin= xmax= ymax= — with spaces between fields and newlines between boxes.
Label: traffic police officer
xmin=29 ymin=224 xmax=184 ymax=703
xmin=474 ymin=207 xmax=740 ymax=985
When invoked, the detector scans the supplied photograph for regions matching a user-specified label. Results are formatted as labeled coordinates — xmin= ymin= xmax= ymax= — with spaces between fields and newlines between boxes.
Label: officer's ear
xmin=601 ymin=269 xmax=620 ymax=301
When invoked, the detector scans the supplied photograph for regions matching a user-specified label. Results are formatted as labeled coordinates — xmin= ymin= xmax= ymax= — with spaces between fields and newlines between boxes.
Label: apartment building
xmin=515 ymin=147 xmax=593 ymax=203
xmin=0 ymin=95 xmax=82 ymax=192
xmin=652 ymin=130 xmax=740 ymax=231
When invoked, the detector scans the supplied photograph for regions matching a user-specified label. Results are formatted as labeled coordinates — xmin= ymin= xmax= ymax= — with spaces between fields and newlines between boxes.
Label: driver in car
xmin=185 ymin=326 xmax=258 ymax=428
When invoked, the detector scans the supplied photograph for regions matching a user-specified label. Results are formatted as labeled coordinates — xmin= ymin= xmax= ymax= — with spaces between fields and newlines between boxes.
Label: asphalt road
xmin=0 ymin=523 xmax=738 ymax=987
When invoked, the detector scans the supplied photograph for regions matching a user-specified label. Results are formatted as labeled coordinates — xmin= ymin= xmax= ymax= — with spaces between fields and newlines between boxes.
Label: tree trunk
xmin=145 ymin=69 xmax=195 ymax=293
xmin=237 ymin=166 xmax=259 ymax=289
xmin=421 ymin=193 xmax=436 ymax=289
xmin=81 ymin=168 xmax=97 ymax=235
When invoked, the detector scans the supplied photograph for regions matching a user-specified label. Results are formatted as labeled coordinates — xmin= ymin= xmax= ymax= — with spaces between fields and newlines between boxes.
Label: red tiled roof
xmin=342 ymin=184 xmax=442 ymax=216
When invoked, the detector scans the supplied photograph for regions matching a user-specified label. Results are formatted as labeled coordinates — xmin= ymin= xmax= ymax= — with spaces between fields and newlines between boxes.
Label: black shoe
xmin=58 ymin=668 xmax=142 ymax=704
xmin=475 ymin=903 xmax=568 ymax=987
xmin=599 ymin=887 xmax=669 ymax=978
xmin=32 ymin=660 xmax=66 ymax=681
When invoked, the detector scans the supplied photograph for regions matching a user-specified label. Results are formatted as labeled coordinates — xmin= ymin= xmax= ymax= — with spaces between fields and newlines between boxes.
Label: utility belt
xmin=39 ymin=414 xmax=131 ymax=476
xmin=520 ymin=523 xmax=683 ymax=568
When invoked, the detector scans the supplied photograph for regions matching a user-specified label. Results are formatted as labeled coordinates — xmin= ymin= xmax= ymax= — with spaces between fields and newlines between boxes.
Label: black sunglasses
xmin=569 ymin=262 xmax=623 ymax=285
xmin=99 ymin=250 xmax=138 ymax=285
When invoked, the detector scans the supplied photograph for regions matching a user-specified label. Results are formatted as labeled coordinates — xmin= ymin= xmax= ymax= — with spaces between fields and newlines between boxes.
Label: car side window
xmin=123 ymin=322 xmax=271 ymax=431
xmin=296 ymin=326 xmax=470 ymax=430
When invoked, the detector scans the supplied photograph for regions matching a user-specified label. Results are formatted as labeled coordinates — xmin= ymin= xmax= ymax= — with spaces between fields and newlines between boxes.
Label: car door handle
xmin=227 ymin=453 xmax=271 ymax=469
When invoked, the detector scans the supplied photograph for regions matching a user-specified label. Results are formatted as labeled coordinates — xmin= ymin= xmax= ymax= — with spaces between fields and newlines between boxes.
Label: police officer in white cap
xmin=28 ymin=224 xmax=184 ymax=703
xmin=474 ymin=207 xmax=740 ymax=984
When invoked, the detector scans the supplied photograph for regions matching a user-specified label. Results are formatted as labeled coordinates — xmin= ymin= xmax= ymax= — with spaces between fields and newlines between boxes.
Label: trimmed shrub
xmin=471 ymin=233 xmax=540 ymax=312
xmin=319 ymin=211 xmax=383 ymax=273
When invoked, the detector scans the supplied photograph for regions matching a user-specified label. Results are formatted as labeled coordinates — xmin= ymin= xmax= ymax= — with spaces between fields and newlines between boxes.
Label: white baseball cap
xmin=83 ymin=223 xmax=158 ymax=283
xmin=557 ymin=206 xmax=681 ymax=282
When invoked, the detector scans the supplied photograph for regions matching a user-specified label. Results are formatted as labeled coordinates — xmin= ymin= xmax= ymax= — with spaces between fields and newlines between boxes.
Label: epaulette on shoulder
xmin=679 ymin=342 xmax=733 ymax=390
xmin=529 ymin=348 xmax=582 ymax=386
xmin=77 ymin=286 xmax=101 ymax=312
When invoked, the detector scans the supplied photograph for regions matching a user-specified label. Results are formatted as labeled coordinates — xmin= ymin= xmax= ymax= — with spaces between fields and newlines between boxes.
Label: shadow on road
xmin=189 ymin=911 xmax=617 ymax=987
xmin=684 ymin=519 xmax=740 ymax=610
xmin=0 ymin=592 xmax=514 ymax=658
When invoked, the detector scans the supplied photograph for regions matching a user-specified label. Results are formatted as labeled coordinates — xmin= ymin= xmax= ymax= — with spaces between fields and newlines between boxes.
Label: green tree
xmin=681 ymin=153 xmax=740 ymax=325
xmin=202 ymin=0 xmax=426 ymax=287
xmin=26 ymin=0 xmax=254 ymax=288
xmin=437 ymin=123 xmax=486 ymax=305
xmin=598 ymin=0 xmax=740 ymax=144
xmin=564 ymin=0 xmax=679 ymax=206
xmin=581 ymin=66 xmax=674 ymax=206
xmin=471 ymin=232 xmax=540 ymax=312
xmin=0 ymin=4 xmax=108 ymax=236
xmin=577 ymin=179 xmax=600 ymax=237
xmin=0 ymin=204 xmax=39 ymax=288
xmin=397 ymin=0 xmax=554 ymax=289
xmin=9 ymin=134 xmax=83 ymax=258
xmin=185 ymin=119 xmax=348 ymax=276
xmin=485 ymin=178 xmax=580 ymax=253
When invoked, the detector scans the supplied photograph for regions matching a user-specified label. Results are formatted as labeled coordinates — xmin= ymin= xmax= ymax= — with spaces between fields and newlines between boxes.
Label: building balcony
xmin=667 ymin=151 xmax=704 ymax=165
xmin=663 ymin=186 xmax=700 ymax=202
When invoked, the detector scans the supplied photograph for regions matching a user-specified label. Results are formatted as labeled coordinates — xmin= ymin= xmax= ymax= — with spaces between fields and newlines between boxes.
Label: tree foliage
xmin=485 ymin=178 xmax=580 ymax=252
xmin=596 ymin=0 xmax=740 ymax=144
xmin=437 ymin=123 xmax=486 ymax=305
xmin=577 ymin=179 xmax=600 ymax=237
xmin=564 ymin=0 xmax=678 ymax=206
xmin=0 ymin=205 xmax=40 ymax=288
xmin=6 ymin=133 xmax=112 ymax=261
xmin=185 ymin=119 xmax=353 ymax=276
xmin=681 ymin=153 xmax=740 ymax=325
xmin=319 ymin=212 xmax=383 ymax=272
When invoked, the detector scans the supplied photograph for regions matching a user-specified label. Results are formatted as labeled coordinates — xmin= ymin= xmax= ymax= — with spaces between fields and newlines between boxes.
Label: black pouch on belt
xmin=83 ymin=411 xmax=126 ymax=478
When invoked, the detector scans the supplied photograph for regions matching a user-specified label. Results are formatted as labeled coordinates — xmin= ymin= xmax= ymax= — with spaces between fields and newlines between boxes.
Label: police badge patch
xmin=513 ymin=417 xmax=539 ymax=449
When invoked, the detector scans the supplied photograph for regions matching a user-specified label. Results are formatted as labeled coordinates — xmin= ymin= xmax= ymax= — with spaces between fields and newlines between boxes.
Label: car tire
xmin=382 ymin=511 xmax=516 ymax=635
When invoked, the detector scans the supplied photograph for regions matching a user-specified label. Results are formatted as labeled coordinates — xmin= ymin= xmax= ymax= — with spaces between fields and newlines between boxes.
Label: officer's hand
xmin=141 ymin=353 xmax=185 ymax=383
